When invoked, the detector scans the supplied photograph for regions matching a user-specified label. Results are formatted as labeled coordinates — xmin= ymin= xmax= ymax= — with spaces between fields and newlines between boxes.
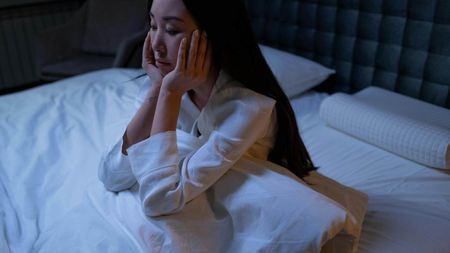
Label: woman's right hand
xmin=142 ymin=31 xmax=163 ymax=87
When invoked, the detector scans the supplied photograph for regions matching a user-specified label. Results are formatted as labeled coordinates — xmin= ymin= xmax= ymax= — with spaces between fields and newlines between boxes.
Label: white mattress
xmin=291 ymin=92 xmax=450 ymax=253
xmin=1 ymin=68 xmax=449 ymax=253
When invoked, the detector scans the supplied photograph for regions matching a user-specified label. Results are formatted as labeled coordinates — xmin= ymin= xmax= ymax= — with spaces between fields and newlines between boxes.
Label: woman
xmin=99 ymin=0 xmax=316 ymax=217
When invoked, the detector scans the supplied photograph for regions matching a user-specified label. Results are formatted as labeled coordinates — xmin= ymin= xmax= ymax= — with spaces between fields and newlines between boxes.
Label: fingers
xmin=187 ymin=30 xmax=209 ymax=77
xmin=142 ymin=32 xmax=154 ymax=66
xmin=175 ymin=38 xmax=187 ymax=72
xmin=187 ymin=30 xmax=200 ymax=74
xmin=176 ymin=30 xmax=210 ymax=77
xmin=198 ymin=31 xmax=209 ymax=73
xmin=203 ymin=40 xmax=213 ymax=74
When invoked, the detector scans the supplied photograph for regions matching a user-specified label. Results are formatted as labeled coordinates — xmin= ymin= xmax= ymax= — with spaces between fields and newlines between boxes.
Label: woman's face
xmin=150 ymin=0 xmax=199 ymax=75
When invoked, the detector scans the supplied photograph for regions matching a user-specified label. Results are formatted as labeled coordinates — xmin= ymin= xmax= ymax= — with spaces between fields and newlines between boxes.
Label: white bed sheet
xmin=291 ymin=92 xmax=450 ymax=253
xmin=0 ymin=68 xmax=362 ymax=253
xmin=1 ymin=69 xmax=143 ymax=252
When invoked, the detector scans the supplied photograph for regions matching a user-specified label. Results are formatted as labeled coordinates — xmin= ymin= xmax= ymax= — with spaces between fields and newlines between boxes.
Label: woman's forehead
xmin=150 ymin=0 xmax=189 ymax=19
xmin=150 ymin=0 xmax=199 ymax=28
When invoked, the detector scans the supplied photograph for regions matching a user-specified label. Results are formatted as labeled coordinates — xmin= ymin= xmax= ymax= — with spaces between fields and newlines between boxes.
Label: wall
xmin=0 ymin=0 xmax=71 ymax=8
xmin=0 ymin=0 xmax=84 ymax=92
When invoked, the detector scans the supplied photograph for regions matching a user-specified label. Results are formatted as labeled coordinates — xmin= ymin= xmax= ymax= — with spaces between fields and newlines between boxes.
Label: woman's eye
xmin=166 ymin=29 xmax=179 ymax=36
xmin=150 ymin=24 xmax=157 ymax=31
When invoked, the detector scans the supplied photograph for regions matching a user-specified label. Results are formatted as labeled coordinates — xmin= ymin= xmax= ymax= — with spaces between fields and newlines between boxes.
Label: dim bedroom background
xmin=1 ymin=0 xmax=450 ymax=253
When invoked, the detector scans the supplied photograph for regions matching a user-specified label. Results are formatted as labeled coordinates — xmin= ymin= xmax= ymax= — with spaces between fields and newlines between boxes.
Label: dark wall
xmin=0 ymin=0 xmax=71 ymax=8
xmin=0 ymin=0 xmax=84 ymax=93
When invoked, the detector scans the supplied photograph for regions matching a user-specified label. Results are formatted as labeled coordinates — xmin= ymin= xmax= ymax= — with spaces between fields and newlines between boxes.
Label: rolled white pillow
xmin=319 ymin=92 xmax=450 ymax=169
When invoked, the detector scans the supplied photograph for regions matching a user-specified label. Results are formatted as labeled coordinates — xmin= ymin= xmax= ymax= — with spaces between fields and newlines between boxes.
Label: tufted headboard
xmin=243 ymin=0 xmax=450 ymax=108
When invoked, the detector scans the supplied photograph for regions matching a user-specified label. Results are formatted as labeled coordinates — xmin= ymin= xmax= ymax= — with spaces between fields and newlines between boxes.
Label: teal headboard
xmin=244 ymin=0 xmax=450 ymax=108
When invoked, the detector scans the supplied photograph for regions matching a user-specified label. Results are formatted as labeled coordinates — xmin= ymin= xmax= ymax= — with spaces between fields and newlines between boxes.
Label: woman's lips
xmin=156 ymin=60 xmax=170 ymax=68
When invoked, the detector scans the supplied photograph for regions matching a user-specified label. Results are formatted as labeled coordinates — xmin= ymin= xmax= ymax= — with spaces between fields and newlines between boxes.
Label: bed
xmin=292 ymin=90 xmax=450 ymax=253
xmin=1 ymin=0 xmax=450 ymax=252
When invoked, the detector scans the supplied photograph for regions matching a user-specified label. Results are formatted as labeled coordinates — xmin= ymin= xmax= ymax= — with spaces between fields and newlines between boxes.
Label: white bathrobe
xmin=98 ymin=70 xmax=367 ymax=253
xmin=98 ymin=70 xmax=278 ymax=216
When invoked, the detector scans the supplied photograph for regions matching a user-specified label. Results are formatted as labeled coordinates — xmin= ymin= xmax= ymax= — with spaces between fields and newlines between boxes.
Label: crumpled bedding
xmin=0 ymin=68 xmax=366 ymax=253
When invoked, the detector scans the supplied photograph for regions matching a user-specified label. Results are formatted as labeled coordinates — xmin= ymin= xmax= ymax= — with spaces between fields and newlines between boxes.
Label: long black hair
xmin=145 ymin=0 xmax=317 ymax=178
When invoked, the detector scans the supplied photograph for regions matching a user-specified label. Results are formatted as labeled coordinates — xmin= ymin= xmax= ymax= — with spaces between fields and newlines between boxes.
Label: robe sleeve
xmin=97 ymin=76 xmax=152 ymax=192
xmin=127 ymin=87 xmax=276 ymax=217
xmin=98 ymin=137 xmax=137 ymax=192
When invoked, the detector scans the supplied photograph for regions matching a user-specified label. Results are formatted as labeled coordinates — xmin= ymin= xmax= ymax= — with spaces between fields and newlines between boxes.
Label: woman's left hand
xmin=161 ymin=30 xmax=212 ymax=96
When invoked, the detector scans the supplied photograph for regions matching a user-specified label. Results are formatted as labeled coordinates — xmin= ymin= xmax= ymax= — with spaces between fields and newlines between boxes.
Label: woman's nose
xmin=151 ymin=31 xmax=166 ymax=56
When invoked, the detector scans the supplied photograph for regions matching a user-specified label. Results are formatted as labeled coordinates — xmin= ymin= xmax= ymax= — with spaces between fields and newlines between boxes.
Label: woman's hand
xmin=161 ymin=30 xmax=212 ymax=96
xmin=142 ymin=31 xmax=164 ymax=87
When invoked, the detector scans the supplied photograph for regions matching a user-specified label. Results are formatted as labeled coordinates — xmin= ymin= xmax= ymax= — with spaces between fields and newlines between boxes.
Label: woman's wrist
xmin=160 ymin=81 xmax=185 ymax=99
xmin=158 ymin=86 xmax=183 ymax=101
xmin=145 ymin=82 xmax=162 ymax=101
xmin=150 ymin=87 xmax=183 ymax=136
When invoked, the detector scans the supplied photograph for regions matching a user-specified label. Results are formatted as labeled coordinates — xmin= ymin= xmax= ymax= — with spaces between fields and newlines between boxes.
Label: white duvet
xmin=0 ymin=69 xmax=366 ymax=253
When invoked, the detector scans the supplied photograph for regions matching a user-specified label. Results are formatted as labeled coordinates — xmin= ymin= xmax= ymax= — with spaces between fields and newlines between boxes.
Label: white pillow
xmin=319 ymin=87 xmax=450 ymax=169
xmin=305 ymin=171 xmax=368 ymax=253
xmin=259 ymin=44 xmax=335 ymax=98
